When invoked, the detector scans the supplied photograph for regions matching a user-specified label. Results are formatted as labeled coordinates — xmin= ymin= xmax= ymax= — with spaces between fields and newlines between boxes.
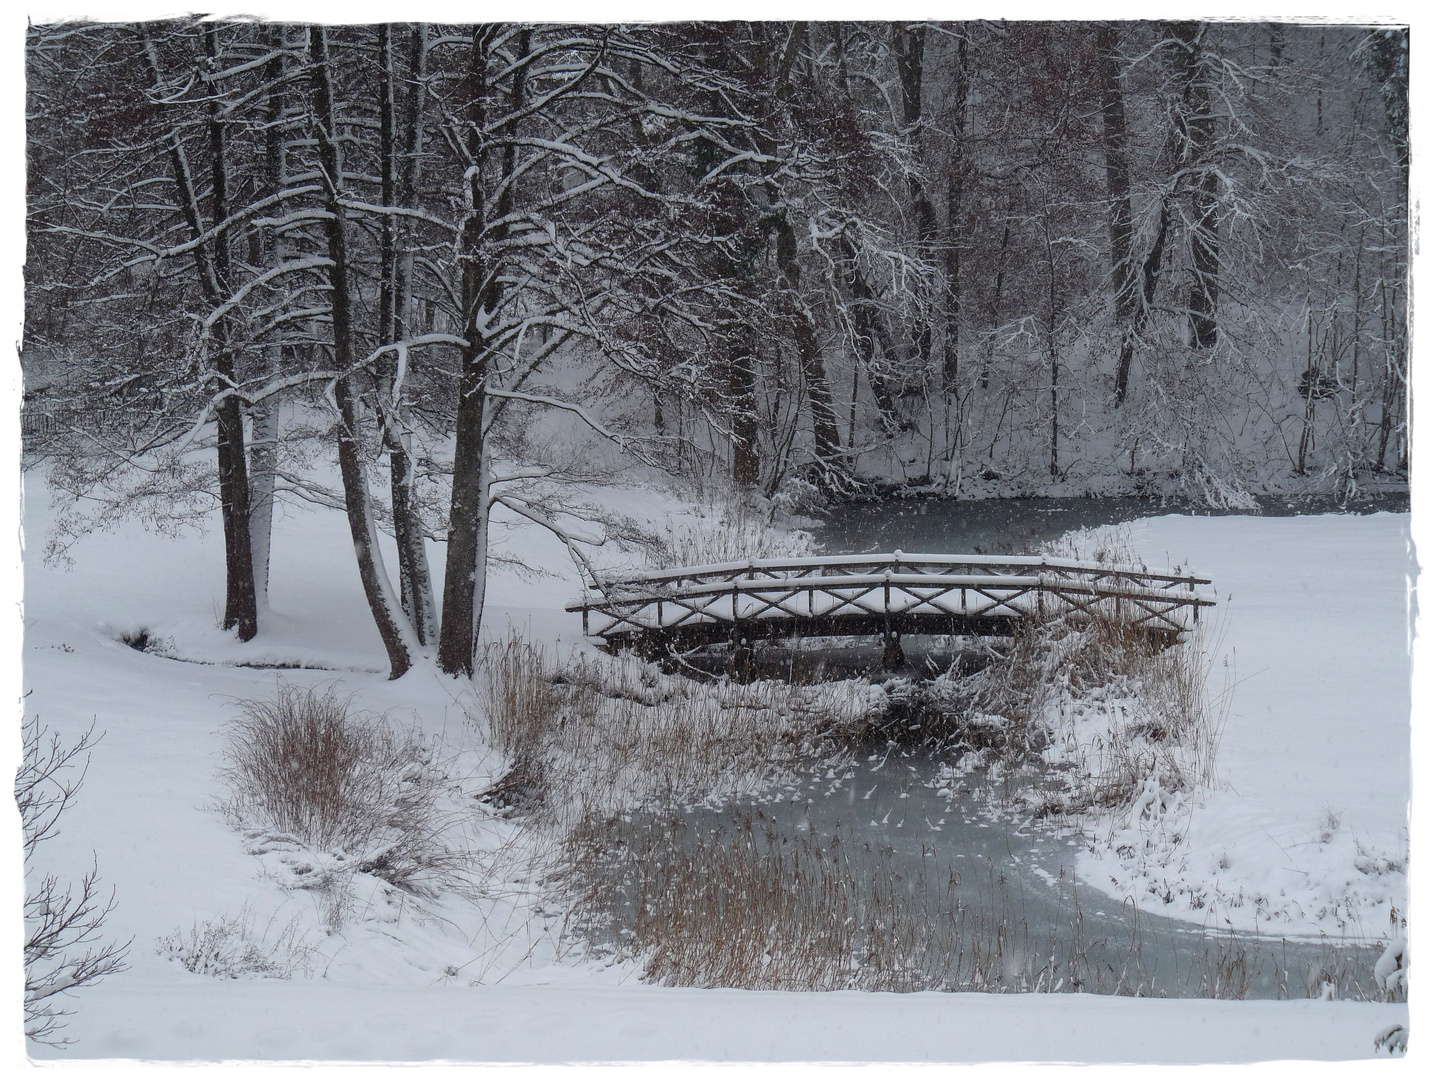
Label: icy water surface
xmin=664 ymin=494 xmax=1399 ymax=998
xmin=814 ymin=493 xmax=1409 ymax=556
xmin=582 ymin=497 xmax=1396 ymax=996
xmin=614 ymin=752 xmax=1382 ymax=999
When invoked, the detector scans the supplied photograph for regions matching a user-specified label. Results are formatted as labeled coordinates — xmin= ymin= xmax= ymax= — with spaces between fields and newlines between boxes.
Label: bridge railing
xmin=596 ymin=551 xmax=1207 ymax=593
xmin=568 ymin=552 xmax=1215 ymax=645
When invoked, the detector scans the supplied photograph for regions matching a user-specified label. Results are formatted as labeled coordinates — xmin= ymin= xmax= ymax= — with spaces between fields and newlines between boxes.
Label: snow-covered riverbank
xmin=12 ymin=474 xmax=1412 ymax=1061
xmin=1082 ymin=513 xmax=1411 ymax=942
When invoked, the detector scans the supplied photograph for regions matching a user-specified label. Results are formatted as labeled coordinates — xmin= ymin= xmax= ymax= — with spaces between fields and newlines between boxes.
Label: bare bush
xmin=222 ymin=684 xmax=458 ymax=891
xmin=158 ymin=907 xmax=314 ymax=980
xmin=18 ymin=715 xmax=130 ymax=1047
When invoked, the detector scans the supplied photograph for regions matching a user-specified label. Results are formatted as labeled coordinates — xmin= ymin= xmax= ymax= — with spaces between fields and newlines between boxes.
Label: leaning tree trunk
xmin=896 ymin=24 xmax=937 ymax=374
xmin=1175 ymin=22 xmax=1219 ymax=350
xmin=310 ymin=25 xmax=420 ymax=680
xmin=755 ymin=25 xmax=844 ymax=492
xmin=377 ymin=22 xmax=439 ymax=646
xmin=729 ymin=332 xmax=761 ymax=487
xmin=839 ymin=235 xmax=903 ymax=435
xmin=942 ymin=29 xmax=970 ymax=485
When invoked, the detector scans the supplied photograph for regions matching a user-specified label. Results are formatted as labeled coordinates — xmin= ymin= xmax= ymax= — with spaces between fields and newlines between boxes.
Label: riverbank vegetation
xmin=458 ymin=573 xmax=1317 ymax=1000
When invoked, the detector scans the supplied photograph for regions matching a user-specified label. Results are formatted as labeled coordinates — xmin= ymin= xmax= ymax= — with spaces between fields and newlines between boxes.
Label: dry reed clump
xmin=906 ymin=564 xmax=1225 ymax=818
xmin=1030 ymin=618 xmax=1229 ymax=819
xmin=222 ymin=684 xmax=459 ymax=892
xmin=560 ymin=809 xmax=1194 ymax=995
xmin=473 ymin=633 xmax=879 ymax=824
xmin=653 ymin=501 xmax=815 ymax=568
xmin=1027 ymin=523 xmax=1227 ymax=805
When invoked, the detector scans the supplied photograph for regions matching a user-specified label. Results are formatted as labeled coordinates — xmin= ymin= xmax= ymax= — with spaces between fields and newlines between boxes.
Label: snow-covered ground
xmin=1081 ymin=513 xmax=1412 ymax=942
xmin=10 ymin=472 xmax=1413 ymax=1062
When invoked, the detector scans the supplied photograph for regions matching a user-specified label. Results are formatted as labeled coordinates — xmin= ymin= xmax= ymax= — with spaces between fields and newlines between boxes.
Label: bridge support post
xmin=882 ymin=629 xmax=904 ymax=670
xmin=881 ymin=574 xmax=904 ymax=670
xmin=729 ymin=623 xmax=756 ymax=683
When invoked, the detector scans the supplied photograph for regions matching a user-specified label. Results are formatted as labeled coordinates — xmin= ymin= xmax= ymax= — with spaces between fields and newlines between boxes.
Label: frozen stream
xmin=579 ymin=496 xmax=1396 ymax=999
xmin=651 ymin=494 xmax=1395 ymax=999
xmin=640 ymin=753 xmax=1383 ymax=999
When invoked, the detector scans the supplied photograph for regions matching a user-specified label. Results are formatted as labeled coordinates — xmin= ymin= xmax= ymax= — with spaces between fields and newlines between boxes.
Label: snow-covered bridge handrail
xmin=567 ymin=551 xmax=1215 ymax=658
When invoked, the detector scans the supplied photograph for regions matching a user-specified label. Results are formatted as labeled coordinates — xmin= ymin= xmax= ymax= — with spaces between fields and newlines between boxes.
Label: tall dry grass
xmin=222 ymin=684 xmax=459 ymax=891
xmin=561 ymin=806 xmax=1386 ymax=999
xmin=1027 ymin=617 xmax=1231 ymax=817
xmin=561 ymin=808 xmax=1076 ymax=993
xmin=474 ymin=634 xmax=878 ymax=824
xmin=652 ymin=502 xmax=816 ymax=568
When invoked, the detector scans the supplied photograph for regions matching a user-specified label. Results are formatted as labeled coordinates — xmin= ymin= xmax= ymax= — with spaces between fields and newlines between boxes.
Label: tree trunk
xmin=896 ymin=24 xmax=937 ymax=373
xmin=1174 ymin=22 xmax=1219 ymax=349
xmin=142 ymin=28 xmax=258 ymax=640
xmin=730 ymin=333 xmax=760 ymax=487
xmin=770 ymin=217 xmax=841 ymax=488
xmin=1044 ymin=201 xmax=1060 ymax=478
xmin=248 ymin=23 xmax=287 ymax=614
xmin=840 ymin=236 xmax=902 ymax=433
xmin=202 ymin=28 xmax=259 ymax=642
xmin=310 ymin=25 xmax=419 ymax=680
xmin=1099 ymin=23 xmax=1138 ymax=404
xmin=438 ymin=25 xmax=519 ymax=676
xmin=377 ymin=23 xmax=439 ymax=646
xmin=943 ymin=30 xmax=968 ymax=392
xmin=942 ymin=31 xmax=969 ymax=485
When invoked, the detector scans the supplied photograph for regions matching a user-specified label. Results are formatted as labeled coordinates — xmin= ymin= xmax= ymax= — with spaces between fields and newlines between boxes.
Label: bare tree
xmin=19 ymin=717 xmax=130 ymax=1047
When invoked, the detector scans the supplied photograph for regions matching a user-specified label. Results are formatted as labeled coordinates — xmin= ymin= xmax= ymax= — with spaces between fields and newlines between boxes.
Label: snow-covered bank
xmin=38 ymin=978 xmax=1407 ymax=1063
xmin=14 ymin=472 xmax=1412 ymax=1061
xmin=1081 ymin=513 xmax=1411 ymax=941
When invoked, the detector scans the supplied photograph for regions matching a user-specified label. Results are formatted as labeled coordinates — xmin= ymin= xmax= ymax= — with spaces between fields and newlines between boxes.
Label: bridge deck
xmin=567 ymin=551 xmax=1214 ymax=659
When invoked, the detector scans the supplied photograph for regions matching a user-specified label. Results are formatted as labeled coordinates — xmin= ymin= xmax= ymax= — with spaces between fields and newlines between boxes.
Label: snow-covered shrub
xmin=1374 ymin=1024 xmax=1408 ymax=1056
xmin=159 ymin=908 xmax=313 ymax=980
xmin=1374 ymin=933 xmax=1408 ymax=1002
xmin=222 ymin=685 xmax=457 ymax=891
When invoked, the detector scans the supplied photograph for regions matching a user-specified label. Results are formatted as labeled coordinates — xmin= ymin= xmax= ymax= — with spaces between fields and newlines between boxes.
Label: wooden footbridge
xmin=568 ymin=551 xmax=1214 ymax=668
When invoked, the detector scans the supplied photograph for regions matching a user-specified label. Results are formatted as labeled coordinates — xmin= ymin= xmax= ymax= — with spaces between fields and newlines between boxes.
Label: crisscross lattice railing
xmin=568 ymin=551 xmax=1214 ymax=655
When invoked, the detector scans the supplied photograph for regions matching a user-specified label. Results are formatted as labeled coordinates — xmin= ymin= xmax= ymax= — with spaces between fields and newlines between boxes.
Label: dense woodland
xmin=23 ymin=21 xmax=1409 ymax=678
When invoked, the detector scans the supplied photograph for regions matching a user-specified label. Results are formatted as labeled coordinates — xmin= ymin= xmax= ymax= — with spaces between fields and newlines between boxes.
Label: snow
xmin=8 ymin=473 xmax=1414 ymax=1063
xmin=25 ymin=981 xmax=1407 ymax=1064
xmin=1080 ymin=514 xmax=1411 ymax=941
